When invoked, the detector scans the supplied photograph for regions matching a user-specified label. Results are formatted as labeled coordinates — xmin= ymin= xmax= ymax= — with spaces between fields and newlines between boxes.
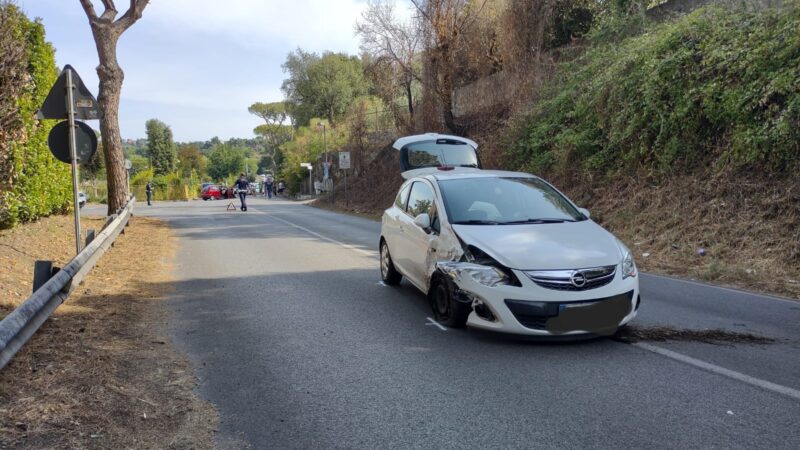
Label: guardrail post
xmin=85 ymin=229 xmax=96 ymax=247
xmin=32 ymin=261 xmax=58 ymax=293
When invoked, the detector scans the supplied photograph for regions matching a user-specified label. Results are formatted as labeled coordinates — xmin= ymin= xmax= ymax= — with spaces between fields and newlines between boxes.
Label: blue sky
xmin=17 ymin=0 xmax=404 ymax=142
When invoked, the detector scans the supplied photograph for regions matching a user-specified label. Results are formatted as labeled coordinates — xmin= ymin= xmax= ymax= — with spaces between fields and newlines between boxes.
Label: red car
xmin=201 ymin=185 xmax=222 ymax=200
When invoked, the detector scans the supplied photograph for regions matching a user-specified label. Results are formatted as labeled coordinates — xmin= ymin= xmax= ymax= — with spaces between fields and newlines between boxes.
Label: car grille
xmin=525 ymin=265 xmax=617 ymax=291
xmin=505 ymin=291 xmax=634 ymax=333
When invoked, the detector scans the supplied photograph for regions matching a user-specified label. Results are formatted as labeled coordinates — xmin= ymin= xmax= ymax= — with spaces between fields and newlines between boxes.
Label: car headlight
xmin=622 ymin=250 xmax=637 ymax=279
xmin=436 ymin=262 xmax=510 ymax=287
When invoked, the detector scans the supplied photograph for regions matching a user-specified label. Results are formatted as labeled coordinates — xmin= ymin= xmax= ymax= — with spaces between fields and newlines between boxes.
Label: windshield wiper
xmin=500 ymin=218 xmax=576 ymax=225
xmin=451 ymin=219 xmax=501 ymax=225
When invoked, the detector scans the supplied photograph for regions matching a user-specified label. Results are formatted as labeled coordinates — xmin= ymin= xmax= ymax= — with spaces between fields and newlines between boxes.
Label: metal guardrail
xmin=0 ymin=197 xmax=135 ymax=370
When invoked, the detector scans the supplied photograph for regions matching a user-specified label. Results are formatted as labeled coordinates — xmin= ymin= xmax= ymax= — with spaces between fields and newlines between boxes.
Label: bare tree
xmin=410 ymin=0 xmax=486 ymax=134
xmin=78 ymin=0 xmax=149 ymax=214
xmin=355 ymin=0 xmax=422 ymax=131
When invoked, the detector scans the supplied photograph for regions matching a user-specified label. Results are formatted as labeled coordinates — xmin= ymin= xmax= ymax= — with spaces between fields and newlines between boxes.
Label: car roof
xmin=421 ymin=168 xmax=537 ymax=181
xmin=392 ymin=133 xmax=478 ymax=150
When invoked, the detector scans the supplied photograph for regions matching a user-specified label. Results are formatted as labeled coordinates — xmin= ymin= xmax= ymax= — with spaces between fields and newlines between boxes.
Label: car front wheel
xmin=380 ymin=240 xmax=402 ymax=285
xmin=430 ymin=274 xmax=470 ymax=328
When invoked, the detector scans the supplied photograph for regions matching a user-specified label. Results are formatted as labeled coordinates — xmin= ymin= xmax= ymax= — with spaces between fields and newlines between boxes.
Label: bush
xmin=0 ymin=4 xmax=71 ymax=229
xmin=130 ymin=169 xmax=198 ymax=201
xmin=509 ymin=3 xmax=800 ymax=179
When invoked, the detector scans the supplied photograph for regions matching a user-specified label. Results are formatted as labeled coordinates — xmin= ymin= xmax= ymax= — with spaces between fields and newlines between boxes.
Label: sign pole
xmin=66 ymin=68 xmax=82 ymax=254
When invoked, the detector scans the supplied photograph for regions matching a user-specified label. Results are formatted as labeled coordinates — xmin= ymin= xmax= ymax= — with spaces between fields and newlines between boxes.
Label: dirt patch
xmin=0 ymin=215 xmax=218 ymax=449
xmin=613 ymin=325 xmax=776 ymax=345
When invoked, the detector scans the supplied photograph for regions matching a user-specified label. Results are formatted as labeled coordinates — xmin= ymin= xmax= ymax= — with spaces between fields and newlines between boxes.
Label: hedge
xmin=0 ymin=3 xmax=71 ymax=229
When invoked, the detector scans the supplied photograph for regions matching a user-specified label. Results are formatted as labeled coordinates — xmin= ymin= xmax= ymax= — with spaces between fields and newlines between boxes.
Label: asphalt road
xmin=125 ymin=198 xmax=800 ymax=449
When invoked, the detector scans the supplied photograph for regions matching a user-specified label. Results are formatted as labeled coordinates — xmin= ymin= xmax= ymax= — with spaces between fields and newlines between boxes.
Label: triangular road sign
xmin=37 ymin=64 xmax=101 ymax=120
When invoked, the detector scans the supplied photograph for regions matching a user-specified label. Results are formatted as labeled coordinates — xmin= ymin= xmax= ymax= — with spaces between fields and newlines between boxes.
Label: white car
xmin=379 ymin=134 xmax=640 ymax=337
xmin=78 ymin=191 xmax=87 ymax=208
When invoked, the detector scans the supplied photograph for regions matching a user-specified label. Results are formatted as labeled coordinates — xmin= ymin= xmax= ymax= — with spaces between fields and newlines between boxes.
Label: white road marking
xmin=377 ymin=281 xmax=387 ymax=287
xmin=425 ymin=317 xmax=447 ymax=331
xmin=640 ymin=273 xmax=799 ymax=305
xmin=250 ymin=209 xmax=377 ymax=259
xmin=634 ymin=342 xmax=800 ymax=402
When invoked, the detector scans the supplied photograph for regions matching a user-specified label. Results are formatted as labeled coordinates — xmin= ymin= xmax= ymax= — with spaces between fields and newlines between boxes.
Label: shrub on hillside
xmin=0 ymin=3 xmax=71 ymax=229
xmin=509 ymin=3 xmax=800 ymax=178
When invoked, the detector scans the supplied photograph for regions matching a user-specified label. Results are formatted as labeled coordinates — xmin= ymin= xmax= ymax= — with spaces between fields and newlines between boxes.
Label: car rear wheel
xmin=380 ymin=241 xmax=402 ymax=285
xmin=430 ymin=275 xmax=470 ymax=328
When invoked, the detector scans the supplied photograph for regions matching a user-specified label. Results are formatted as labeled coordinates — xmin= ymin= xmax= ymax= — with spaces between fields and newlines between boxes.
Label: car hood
xmin=451 ymin=220 xmax=622 ymax=270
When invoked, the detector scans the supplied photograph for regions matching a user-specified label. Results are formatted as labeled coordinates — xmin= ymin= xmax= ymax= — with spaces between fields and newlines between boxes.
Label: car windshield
xmin=403 ymin=140 xmax=479 ymax=169
xmin=438 ymin=177 xmax=586 ymax=224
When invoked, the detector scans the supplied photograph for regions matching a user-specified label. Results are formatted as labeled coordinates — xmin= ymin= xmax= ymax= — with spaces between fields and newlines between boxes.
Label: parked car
xmin=379 ymin=133 xmax=640 ymax=337
xmin=201 ymin=184 xmax=222 ymax=200
xmin=78 ymin=191 xmax=87 ymax=208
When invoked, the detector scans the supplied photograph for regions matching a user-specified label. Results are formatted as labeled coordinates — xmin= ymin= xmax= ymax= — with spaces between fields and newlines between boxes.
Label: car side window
xmin=407 ymin=181 xmax=436 ymax=219
xmin=395 ymin=184 xmax=411 ymax=210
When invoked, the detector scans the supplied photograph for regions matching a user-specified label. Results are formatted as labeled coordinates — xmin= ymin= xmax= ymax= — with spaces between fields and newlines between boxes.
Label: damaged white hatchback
xmin=380 ymin=133 xmax=640 ymax=337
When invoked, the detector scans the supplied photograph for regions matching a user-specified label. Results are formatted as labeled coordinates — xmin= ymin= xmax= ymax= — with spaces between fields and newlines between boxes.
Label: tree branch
xmin=99 ymin=0 xmax=118 ymax=22
xmin=78 ymin=0 xmax=99 ymax=21
xmin=114 ymin=0 xmax=149 ymax=31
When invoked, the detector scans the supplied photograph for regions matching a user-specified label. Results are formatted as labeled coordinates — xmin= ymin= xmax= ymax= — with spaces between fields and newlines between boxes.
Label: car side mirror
xmin=578 ymin=207 xmax=591 ymax=219
xmin=414 ymin=213 xmax=432 ymax=233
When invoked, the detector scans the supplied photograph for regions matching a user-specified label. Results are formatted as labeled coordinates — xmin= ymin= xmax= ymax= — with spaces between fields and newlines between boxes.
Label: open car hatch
xmin=393 ymin=133 xmax=482 ymax=179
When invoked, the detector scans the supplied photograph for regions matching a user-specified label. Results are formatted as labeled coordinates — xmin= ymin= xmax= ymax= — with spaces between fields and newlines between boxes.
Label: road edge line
xmin=633 ymin=342 xmax=800 ymax=402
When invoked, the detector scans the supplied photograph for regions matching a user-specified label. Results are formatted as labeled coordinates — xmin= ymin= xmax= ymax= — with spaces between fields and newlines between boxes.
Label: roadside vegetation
xmin=0 ymin=3 xmax=71 ymax=230
xmin=508 ymin=3 xmax=800 ymax=177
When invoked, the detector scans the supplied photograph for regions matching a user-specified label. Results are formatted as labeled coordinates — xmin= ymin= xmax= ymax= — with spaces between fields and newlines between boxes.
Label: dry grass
xmin=561 ymin=171 xmax=800 ymax=299
xmin=0 ymin=215 xmax=218 ymax=449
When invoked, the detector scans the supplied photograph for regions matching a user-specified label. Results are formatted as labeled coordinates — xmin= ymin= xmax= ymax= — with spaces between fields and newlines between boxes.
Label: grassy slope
xmin=505 ymin=3 xmax=800 ymax=297
xmin=509 ymin=3 xmax=800 ymax=176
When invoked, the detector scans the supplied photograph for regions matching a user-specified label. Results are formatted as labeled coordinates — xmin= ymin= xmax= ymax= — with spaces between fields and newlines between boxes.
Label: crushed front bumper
xmin=454 ymin=267 xmax=640 ymax=337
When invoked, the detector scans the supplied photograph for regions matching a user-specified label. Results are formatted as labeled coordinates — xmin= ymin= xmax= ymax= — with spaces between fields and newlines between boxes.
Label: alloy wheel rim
xmin=380 ymin=244 xmax=389 ymax=278
xmin=435 ymin=284 xmax=450 ymax=319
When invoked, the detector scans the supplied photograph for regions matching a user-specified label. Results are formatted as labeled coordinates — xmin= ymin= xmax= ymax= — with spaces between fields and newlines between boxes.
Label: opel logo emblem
xmin=570 ymin=271 xmax=587 ymax=288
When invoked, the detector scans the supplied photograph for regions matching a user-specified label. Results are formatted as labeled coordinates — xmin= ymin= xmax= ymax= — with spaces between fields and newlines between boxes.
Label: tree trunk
xmin=92 ymin=27 xmax=128 ymax=215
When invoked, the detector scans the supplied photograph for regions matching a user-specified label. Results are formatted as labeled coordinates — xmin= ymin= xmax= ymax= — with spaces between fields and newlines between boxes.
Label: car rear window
xmin=402 ymin=139 xmax=479 ymax=170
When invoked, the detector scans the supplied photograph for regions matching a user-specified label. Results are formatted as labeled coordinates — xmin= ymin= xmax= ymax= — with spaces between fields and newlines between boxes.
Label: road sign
xmin=339 ymin=152 xmax=351 ymax=170
xmin=37 ymin=65 xmax=101 ymax=121
xmin=47 ymin=121 xmax=97 ymax=164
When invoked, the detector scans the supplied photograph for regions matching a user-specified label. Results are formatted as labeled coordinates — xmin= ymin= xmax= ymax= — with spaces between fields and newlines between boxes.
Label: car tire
xmin=429 ymin=274 xmax=470 ymax=328
xmin=380 ymin=240 xmax=402 ymax=285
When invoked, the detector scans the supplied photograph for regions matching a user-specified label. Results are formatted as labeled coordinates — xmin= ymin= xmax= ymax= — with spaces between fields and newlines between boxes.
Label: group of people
xmin=261 ymin=177 xmax=286 ymax=199
xmin=143 ymin=175 xmax=287 ymax=211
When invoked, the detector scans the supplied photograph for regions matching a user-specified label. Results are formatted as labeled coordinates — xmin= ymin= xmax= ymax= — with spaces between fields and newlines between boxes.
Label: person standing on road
xmin=235 ymin=173 xmax=249 ymax=211
xmin=145 ymin=181 xmax=152 ymax=206
xmin=265 ymin=177 xmax=274 ymax=199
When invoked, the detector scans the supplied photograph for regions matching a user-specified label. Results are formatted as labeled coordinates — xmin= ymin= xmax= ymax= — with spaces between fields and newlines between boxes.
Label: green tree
xmin=145 ymin=118 xmax=176 ymax=176
xmin=177 ymin=145 xmax=206 ymax=178
xmin=129 ymin=154 xmax=149 ymax=174
xmin=207 ymin=144 xmax=245 ymax=181
xmin=281 ymin=49 xmax=369 ymax=125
